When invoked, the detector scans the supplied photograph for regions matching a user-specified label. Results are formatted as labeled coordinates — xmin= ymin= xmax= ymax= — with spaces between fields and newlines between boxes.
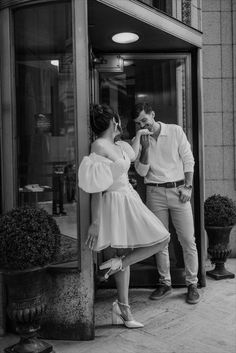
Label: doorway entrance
xmin=92 ymin=54 xmax=192 ymax=287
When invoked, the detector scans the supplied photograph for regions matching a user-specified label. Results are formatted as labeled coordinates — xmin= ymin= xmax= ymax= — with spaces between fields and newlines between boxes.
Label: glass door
xmin=96 ymin=54 xmax=192 ymax=287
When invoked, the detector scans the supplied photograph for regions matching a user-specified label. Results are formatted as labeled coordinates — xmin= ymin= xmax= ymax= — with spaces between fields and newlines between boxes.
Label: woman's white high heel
xmin=99 ymin=257 xmax=124 ymax=279
xmin=112 ymin=300 xmax=144 ymax=328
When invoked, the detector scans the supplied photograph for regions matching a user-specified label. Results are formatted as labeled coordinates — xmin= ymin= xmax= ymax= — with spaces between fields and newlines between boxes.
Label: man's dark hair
xmin=132 ymin=102 xmax=153 ymax=120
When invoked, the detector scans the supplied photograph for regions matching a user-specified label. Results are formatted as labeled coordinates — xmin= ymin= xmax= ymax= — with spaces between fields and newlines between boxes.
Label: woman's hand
xmin=132 ymin=129 xmax=153 ymax=160
xmin=137 ymin=129 xmax=153 ymax=149
xmin=86 ymin=222 xmax=99 ymax=249
xmin=137 ymin=128 xmax=153 ymax=137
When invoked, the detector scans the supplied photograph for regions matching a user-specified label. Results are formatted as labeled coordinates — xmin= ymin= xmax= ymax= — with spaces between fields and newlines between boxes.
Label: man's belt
xmin=146 ymin=180 xmax=185 ymax=188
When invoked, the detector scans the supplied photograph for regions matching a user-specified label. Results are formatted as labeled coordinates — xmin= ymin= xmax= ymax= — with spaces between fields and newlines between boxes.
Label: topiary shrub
xmin=0 ymin=206 xmax=61 ymax=271
xmin=204 ymin=194 xmax=236 ymax=227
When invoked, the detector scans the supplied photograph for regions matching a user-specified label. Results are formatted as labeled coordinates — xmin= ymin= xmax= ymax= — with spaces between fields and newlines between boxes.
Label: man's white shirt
xmin=135 ymin=122 xmax=194 ymax=183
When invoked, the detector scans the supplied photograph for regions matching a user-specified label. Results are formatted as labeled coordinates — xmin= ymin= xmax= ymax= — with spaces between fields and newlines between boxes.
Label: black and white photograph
xmin=0 ymin=1 xmax=235 ymax=352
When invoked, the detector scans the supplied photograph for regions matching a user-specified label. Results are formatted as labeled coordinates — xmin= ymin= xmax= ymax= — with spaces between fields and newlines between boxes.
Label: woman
xmin=78 ymin=104 xmax=170 ymax=329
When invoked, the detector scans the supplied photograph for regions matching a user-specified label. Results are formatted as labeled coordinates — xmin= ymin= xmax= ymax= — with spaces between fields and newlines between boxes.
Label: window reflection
xmin=99 ymin=56 xmax=188 ymax=200
xmin=14 ymin=2 xmax=77 ymax=240
xmin=99 ymin=58 xmax=187 ymax=139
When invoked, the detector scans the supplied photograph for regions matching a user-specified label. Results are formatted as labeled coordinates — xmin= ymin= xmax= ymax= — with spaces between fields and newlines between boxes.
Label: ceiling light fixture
xmin=51 ymin=60 xmax=59 ymax=67
xmin=112 ymin=32 xmax=139 ymax=44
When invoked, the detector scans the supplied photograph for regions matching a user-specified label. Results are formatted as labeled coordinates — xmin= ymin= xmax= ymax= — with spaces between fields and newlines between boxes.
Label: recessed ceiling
xmin=88 ymin=0 xmax=195 ymax=53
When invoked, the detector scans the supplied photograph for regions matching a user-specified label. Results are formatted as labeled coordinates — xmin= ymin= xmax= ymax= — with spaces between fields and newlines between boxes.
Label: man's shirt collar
xmin=157 ymin=121 xmax=167 ymax=136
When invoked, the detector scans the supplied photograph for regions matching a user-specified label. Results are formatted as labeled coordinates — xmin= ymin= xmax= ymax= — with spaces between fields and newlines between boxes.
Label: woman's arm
xmin=86 ymin=192 xmax=101 ymax=249
xmin=91 ymin=192 xmax=101 ymax=225
xmin=131 ymin=129 xmax=152 ymax=160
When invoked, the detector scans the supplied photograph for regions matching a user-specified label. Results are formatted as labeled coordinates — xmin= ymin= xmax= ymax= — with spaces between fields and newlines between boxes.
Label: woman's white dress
xmin=78 ymin=141 xmax=170 ymax=252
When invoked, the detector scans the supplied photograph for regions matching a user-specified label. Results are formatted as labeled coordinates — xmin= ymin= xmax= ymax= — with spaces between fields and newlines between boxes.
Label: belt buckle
xmin=166 ymin=182 xmax=174 ymax=188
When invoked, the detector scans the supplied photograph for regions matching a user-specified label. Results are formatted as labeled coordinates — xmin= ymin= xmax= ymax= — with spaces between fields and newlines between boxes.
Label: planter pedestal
xmin=5 ymin=336 xmax=53 ymax=353
xmin=207 ymin=262 xmax=235 ymax=280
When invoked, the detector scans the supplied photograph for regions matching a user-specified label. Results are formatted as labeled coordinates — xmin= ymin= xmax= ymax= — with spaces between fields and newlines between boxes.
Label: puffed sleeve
xmin=78 ymin=155 xmax=114 ymax=193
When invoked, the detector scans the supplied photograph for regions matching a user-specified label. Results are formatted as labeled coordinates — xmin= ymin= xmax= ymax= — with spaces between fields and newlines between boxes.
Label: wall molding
xmin=98 ymin=0 xmax=202 ymax=47
xmin=182 ymin=0 xmax=191 ymax=26
xmin=0 ymin=0 xmax=60 ymax=10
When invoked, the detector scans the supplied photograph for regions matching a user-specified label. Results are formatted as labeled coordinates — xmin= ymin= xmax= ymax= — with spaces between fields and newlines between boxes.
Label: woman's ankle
xmin=117 ymin=301 xmax=133 ymax=321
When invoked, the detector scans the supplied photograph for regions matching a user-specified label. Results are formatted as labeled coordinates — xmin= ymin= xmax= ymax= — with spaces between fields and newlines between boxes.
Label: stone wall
xmin=203 ymin=0 xmax=236 ymax=200
xmin=202 ymin=0 xmax=236 ymax=256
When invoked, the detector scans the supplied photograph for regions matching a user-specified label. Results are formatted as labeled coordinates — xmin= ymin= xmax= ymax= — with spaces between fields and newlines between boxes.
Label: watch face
xmin=185 ymin=185 xmax=192 ymax=190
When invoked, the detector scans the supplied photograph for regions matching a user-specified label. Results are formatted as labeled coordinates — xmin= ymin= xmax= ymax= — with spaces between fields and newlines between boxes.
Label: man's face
xmin=134 ymin=110 xmax=155 ymax=132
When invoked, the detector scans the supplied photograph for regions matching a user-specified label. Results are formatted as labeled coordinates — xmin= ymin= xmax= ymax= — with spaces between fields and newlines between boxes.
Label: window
xmin=14 ymin=2 xmax=77 ymax=244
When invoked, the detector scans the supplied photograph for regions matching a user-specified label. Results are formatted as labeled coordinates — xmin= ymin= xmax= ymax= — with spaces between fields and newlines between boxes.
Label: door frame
xmin=93 ymin=52 xmax=206 ymax=287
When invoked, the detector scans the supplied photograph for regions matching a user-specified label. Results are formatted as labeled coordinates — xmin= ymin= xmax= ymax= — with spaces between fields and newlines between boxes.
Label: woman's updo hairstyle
xmin=90 ymin=104 xmax=120 ymax=136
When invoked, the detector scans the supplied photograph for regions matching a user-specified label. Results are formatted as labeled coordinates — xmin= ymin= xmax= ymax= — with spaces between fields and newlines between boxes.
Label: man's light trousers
xmin=146 ymin=185 xmax=198 ymax=286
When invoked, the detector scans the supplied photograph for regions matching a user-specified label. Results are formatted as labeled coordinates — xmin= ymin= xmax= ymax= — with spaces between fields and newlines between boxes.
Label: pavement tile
xmin=0 ymin=260 xmax=236 ymax=353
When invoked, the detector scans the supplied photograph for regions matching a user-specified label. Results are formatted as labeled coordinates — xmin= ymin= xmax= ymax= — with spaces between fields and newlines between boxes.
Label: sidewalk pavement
xmin=1 ymin=259 xmax=236 ymax=353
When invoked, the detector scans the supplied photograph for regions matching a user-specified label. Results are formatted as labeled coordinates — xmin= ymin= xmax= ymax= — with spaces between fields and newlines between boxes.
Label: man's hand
xmin=137 ymin=129 xmax=152 ymax=149
xmin=178 ymin=186 xmax=192 ymax=203
xmin=140 ymin=134 xmax=150 ymax=149
xmin=86 ymin=223 xmax=98 ymax=249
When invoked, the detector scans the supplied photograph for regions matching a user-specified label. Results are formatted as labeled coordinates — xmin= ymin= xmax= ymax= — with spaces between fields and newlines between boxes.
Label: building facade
xmin=202 ymin=0 xmax=236 ymax=253
xmin=0 ymin=0 xmax=234 ymax=340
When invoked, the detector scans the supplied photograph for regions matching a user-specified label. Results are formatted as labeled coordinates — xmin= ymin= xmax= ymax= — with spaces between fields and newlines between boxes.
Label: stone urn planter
xmin=204 ymin=194 xmax=236 ymax=280
xmin=205 ymin=225 xmax=234 ymax=280
xmin=0 ymin=206 xmax=60 ymax=353
xmin=4 ymin=267 xmax=52 ymax=353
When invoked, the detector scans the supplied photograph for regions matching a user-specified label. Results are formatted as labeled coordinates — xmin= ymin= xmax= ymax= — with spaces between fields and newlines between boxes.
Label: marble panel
xmin=234 ymin=45 xmax=236 ymax=76
xmin=221 ymin=12 xmax=232 ymax=44
xmin=233 ymin=11 xmax=236 ymax=44
xmin=202 ymin=0 xmax=220 ymax=11
xmin=205 ymin=180 xmax=226 ymax=198
xmin=221 ymin=0 xmax=232 ymax=11
xmin=222 ymin=45 xmax=233 ymax=77
xmin=222 ymin=78 xmax=233 ymax=112
xmin=205 ymin=146 xmax=224 ymax=179
xmin=223 ymin=146 xmax=234 ymax=179
xmin=203 ymin=45 xmax=221 ymax=78
xmin=234 ymin=0 xmax=236 ymax=11
xmin=203 ymin=79 xmax=222 ymax=112
xmin=204 ymin=113 xmax=223 ymax=146
xmin=223 ymin=180 xmax=236 ymax=200
xmin=202 ymin=12 xmax=221 ymax=44
xmin=223 ymin=112 xmax=234 ymax=145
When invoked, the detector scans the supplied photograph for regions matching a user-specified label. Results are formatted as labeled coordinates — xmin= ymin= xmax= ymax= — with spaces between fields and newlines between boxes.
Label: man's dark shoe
xmin=149 ymin=284 xmax=172 ymax=300
xmin=186 ymin=284 xmax=200 ymax=304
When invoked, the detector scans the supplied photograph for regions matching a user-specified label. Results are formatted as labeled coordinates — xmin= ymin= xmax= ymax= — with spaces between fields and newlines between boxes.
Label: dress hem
xmin=93 ymin=234 xmax=170 ymax=252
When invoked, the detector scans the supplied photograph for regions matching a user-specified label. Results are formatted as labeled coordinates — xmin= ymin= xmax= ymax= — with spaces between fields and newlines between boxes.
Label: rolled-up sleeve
xmin=134 ymin=160 xmax=150 ymax=177
xmin=177 ymin=127 xmax=195 ymax=172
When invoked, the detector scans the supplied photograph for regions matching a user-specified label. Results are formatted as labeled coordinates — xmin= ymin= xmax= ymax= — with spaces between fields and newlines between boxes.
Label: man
xmin=132 ymin=102 xmax=200 ymax=304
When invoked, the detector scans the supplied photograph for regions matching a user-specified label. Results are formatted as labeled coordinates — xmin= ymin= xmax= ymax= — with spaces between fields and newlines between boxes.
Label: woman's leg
xmin=100 ymin=238 xmax=169 ymax=278
xmin=113 ymin=266 xmax=144 ymax=327
xmin=114 ymin=266 xmax=130 ymax=305
xmin=122 ymin=238 xmax=169 ymax=269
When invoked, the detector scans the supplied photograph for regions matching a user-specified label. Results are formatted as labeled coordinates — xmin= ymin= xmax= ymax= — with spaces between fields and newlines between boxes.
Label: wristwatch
xmin=184 ymin=184 xmax=192 ymax=190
